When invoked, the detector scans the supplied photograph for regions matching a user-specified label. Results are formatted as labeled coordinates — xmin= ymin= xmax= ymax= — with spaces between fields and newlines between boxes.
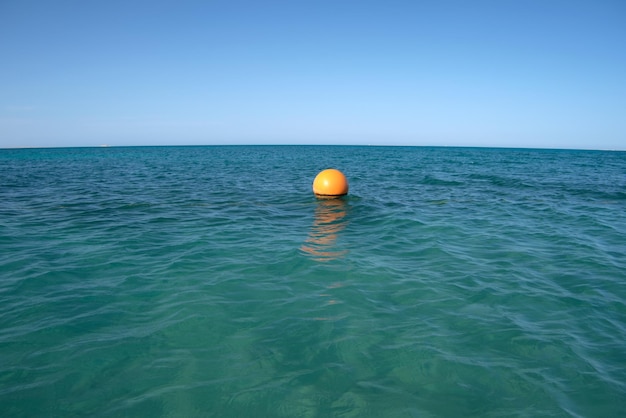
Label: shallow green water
xmin=1 ymin=146 xmax=625 ymax=417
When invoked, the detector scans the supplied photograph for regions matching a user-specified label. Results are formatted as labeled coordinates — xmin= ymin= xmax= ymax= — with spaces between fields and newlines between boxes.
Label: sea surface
xmin=1 ymin=145 xmax=625 ymax=417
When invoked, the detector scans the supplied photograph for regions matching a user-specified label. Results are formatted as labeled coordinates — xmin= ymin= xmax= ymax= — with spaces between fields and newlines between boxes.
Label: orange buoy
xmin=312 ymin=169 xmax=349 ymax=198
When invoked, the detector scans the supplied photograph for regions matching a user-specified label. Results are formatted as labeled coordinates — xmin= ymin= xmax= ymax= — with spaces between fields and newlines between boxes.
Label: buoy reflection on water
xmin=301 ymin=198 xmax=349 ymax=262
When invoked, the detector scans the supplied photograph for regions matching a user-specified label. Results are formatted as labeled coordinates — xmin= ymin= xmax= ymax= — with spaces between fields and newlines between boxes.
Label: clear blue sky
xmin=1 ymin=0 xmax=625 ymax=149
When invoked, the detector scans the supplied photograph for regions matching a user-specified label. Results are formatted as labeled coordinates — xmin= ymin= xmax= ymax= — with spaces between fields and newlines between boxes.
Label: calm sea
xmin=1 ymin=145 xmax=625 ymax=417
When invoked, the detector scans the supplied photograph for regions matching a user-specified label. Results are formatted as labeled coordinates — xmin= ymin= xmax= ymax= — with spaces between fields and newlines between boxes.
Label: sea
xmin=1 ymin=145 xmax=625 ymax=417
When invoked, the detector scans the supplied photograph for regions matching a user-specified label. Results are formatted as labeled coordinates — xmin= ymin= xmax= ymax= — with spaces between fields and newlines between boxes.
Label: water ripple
xmin=1 ymin=146 xmax=625 ymax=416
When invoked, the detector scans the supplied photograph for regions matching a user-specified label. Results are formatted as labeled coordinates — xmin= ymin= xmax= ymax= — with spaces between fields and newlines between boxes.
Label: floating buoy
xmin=312 ymin=169 xmax=349 ymax=198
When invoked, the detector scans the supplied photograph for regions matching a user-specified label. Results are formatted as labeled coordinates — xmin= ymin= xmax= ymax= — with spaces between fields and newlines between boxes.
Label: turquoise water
xmin=1 ymin=145 xmax=625 ymax=417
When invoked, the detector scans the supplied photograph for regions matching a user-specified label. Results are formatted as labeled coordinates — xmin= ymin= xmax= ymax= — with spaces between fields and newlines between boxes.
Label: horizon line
xmin=1 ymin=143 xmax=625 ymax=152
